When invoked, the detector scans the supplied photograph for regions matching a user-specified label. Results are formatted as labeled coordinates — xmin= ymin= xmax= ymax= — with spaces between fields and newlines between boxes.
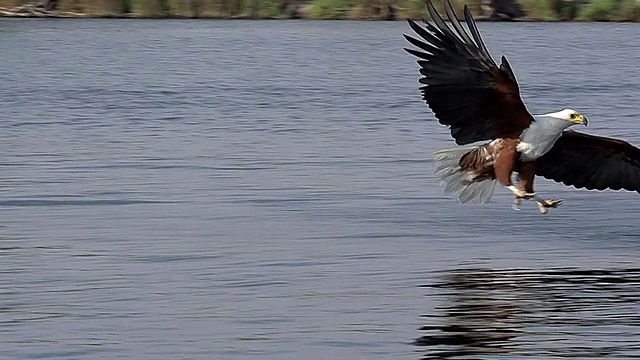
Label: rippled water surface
xmin=1 ymin=19 xmax=639 ymax=359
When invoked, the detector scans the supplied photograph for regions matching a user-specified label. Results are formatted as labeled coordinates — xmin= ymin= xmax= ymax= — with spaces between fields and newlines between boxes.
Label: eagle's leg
xmin=517 ymin=161 xmax=562 ymax=214
xmin=494 ymin=141 xmax=535 ymax=200
xmin=511 ymin=161 xmax=534 ymax=210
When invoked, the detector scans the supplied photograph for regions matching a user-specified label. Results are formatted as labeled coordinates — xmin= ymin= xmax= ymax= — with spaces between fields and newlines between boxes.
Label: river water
xmin=0 ymin=18 xmax=639 ymax=359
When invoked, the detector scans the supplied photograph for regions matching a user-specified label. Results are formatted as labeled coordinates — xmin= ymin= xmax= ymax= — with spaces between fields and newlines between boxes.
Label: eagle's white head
xmin=545 ymin=108 xmax=588 ymax=126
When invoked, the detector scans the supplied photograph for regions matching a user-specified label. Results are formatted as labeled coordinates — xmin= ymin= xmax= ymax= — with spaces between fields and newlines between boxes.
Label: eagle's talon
xmin=537 ymin=199 xmax=562 ymax=214
xmin=541 ymin=199 xmax=563 ymax=208
xmin=516 ymin=192 xmax=535 ymax=199
xmin=538 ymin=204 xmax=549 ymax=214
xmin=507 ymin=186 xmax=534 ymax=199
xmin=512 ymin=198 xmax=521 ymax=211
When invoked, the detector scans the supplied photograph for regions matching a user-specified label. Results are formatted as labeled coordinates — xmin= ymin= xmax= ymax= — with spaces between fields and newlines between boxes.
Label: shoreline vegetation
xmin=1 ymin=0 xmax=639 ymax=21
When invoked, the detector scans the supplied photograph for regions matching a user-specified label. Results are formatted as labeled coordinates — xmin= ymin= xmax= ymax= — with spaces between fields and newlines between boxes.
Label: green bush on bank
xmin=308 ymin=0 xmax=351 ymax=19
xmin=577 ymin=0 xmax=616 ymax=21
xmin=518 ymin=0 xmax=559 ymax=21
xmin=577 ymin=0 xmax=640 ymax=21
xmin=307 ymin=0 xmax=468 ymax=20
xmin=618 ymin=0 xmax=640 ymax=21
xmin=134 ymin=0 xmax=170 ymax=17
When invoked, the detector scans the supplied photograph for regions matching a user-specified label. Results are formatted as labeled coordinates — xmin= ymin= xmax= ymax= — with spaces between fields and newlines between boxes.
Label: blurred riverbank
xmin=1 ymin=0 xmax=639 ymax=21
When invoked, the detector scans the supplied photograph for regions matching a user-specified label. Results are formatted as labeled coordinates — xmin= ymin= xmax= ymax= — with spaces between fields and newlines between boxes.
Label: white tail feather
xmin=433 ymin=147 xmax=497 ymax=204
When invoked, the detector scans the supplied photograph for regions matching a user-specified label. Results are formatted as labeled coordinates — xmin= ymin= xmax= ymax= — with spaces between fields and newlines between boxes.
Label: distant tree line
xmin=518 ymin=0 xmax=640 ymax=21
xmin=0 ymin=0 xmax=638 ymax=21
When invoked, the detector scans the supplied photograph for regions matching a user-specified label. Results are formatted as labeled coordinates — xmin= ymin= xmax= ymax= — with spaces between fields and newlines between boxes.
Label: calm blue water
xmin=0 ymin=19 xmax=639 ymax=360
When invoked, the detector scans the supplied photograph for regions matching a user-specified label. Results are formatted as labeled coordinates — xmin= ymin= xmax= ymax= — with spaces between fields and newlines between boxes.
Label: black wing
xmin=536 ymin=131 xmax=640 ymax=193
xmin=404 ymin=0 xmax=534 ymax=145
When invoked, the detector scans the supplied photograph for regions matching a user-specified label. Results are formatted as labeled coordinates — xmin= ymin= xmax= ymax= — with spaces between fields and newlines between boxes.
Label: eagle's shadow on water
xmin=415 ymin=268 xmax=640 ymax=359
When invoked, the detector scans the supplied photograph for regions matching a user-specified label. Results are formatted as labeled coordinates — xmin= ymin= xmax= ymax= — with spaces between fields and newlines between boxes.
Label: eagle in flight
xmin=404 ymin=0 xmax=640 ymax=214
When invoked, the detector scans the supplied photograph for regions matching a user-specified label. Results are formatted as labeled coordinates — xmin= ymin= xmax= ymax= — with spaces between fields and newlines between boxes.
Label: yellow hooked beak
xmin=572 ymin=114 xmax=588 ymax=126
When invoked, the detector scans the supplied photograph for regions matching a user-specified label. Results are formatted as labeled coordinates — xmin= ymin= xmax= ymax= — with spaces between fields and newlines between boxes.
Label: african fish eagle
xmin=404 ymin=0 xmax=640 ymax=214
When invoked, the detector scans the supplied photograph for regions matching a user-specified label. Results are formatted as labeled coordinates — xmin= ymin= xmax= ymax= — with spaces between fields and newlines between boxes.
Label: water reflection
xmin=416 ymin=268 xmax=640 ymax=359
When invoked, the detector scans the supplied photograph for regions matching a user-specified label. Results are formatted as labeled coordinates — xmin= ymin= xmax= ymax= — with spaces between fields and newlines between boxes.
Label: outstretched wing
xmin=404 ymin=0 xmax=534 ymax=145
xmin=536 ymin=131 xmax=640 ymax=193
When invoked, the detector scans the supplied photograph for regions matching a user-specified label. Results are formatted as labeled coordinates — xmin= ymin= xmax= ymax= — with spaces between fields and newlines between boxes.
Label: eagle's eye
xmin=569 ymin=113 xmax=577 ymax=120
